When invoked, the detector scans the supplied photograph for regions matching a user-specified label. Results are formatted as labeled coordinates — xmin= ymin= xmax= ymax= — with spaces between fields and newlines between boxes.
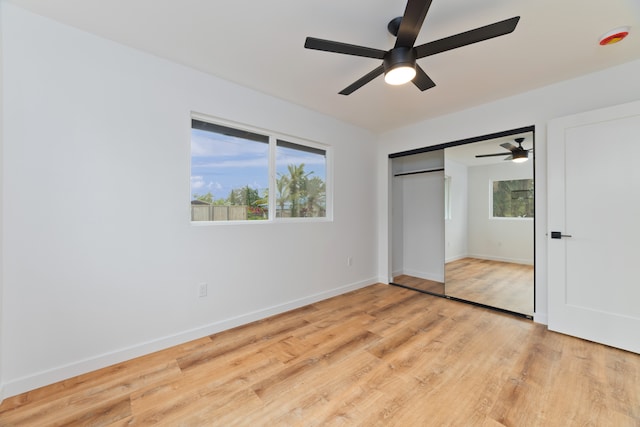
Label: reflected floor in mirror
xmin=392 ymin=275 xmax=444 ymax=294
xmin=446 ymin=257 xmax=533 ymax=316
xmin=393 ymin=258 xmax=533 ymax=317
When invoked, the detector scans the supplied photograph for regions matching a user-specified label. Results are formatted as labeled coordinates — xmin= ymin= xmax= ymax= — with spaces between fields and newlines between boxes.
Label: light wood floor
xmin=1 ymin=284 xmax=639 ymax=426
xmin=394 ymin=258 xmax=534 ymax=316
xmin=392 ymin=274 xmax=444 ymax=294
xmin=446 ymin=258 xmax=534 ymax=316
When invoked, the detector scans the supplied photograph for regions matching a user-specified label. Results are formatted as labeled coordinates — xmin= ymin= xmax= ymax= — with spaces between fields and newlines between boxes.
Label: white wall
xmin=467 ymin=162 xmax=534 ymax=264
xmin=378 ymin=57 xmax=640 ymax=324
xmin=0 ymin=0 xmax=4 ymax=401
xmin=0 ymin=3 xmax=378 ymax=399
xmin=391 ymin=151 xmax=445 ymax=281
xmin=444 ymin=159 xmax=468 ymax=262
xmin=393 ymin=172 xmax=445 ymax=282
xmin=391 ymin=176 xmax=404 ymax=278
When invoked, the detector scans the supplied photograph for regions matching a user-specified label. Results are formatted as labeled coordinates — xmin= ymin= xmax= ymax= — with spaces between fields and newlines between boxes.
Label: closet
xmin=390 ymin=127 xmax=535 ymax=318
xmin=392 ymin=150 xmax=445 ymax=294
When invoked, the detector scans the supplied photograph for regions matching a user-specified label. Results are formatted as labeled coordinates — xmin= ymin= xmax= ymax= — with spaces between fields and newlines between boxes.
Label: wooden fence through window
xmin=191 ymin=205 xmax=247 ymax=221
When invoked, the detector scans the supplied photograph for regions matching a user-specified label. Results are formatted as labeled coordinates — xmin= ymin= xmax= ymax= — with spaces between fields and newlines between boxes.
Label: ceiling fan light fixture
xmin=383 ymin=47 xmax=416 ymax=86
xmin=512 ymin=151 xmax=529 ymax=163
xmin=385 ymin=65 xmax=417 ymax=85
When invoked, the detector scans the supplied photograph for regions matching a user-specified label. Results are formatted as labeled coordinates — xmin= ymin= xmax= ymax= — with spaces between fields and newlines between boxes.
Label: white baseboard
xmin=445 ymin=254 xmax=468 ymax=263
xmin=466 ymin=253 xmax=534 ymax=266
xmin=398 ymin=268 xmax=444 ymax=283
xmin=0 ymin=277 xmax=377 ymax=401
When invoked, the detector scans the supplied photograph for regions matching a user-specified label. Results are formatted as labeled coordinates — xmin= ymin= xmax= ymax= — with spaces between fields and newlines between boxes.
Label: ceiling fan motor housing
xmin=383 ymin=47 xmax=417 ymax=73
xmin=387 ymin=16 xmax=403 ymax=36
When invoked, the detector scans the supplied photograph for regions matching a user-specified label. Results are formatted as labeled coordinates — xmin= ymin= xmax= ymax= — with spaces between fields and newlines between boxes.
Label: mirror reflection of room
xmin=444 ymin=132 xmax=534 ymax=316
xmin=390 ymin=129 xmax=534 ymax=318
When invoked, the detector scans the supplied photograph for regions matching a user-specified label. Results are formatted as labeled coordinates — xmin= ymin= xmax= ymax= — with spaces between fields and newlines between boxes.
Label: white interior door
xmin=548 ymin=100 xmax=640 ymax=354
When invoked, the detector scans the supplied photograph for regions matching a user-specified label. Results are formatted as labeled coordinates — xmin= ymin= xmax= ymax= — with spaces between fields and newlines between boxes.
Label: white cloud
xmin=191 ymin=129 xmax=268 ymax=158
xmin=191 ymin=176 xmax=224 ymax=194
xmin=190 ymin=175 xmax=206 ymax=189
xmin=276 ymin=153 xmax=325 ymax=166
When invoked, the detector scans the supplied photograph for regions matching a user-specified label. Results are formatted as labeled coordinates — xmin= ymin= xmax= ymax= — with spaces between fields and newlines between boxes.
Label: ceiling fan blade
xmin=395 ymin=0 xmax=434 ymax=48
xmin=415 ymin=16 xmax=520 ymax=58
xmin=475 ymin=153 xmax=511 ymax=158
xmin=500 ymin=142 xmax=517 ymax=152
xmin=339 ymin=65 xmax=385 ymax=95
xmin=305 ymin=37 xmax=386 ymax=59
xmin=412 ymin=65 xmax=436 ymax=91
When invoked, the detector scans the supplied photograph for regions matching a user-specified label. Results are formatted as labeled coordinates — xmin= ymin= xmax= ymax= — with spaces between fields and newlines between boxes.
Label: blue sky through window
xmin=191 ymin=128 xmax=325 ymax=202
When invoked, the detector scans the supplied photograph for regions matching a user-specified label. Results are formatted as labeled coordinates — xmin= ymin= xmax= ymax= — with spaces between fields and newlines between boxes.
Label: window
xmin=190 ymin=118 xmax=328 ymax=222
xmin=492 ymin=179 xmax=534 ymax=218
xmin=276 ymin=140 xmax=326 ymax=218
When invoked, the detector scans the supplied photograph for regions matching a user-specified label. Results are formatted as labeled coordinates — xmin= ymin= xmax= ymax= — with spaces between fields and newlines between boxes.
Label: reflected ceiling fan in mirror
xmin=304 ymin=0 xmax=519 ymax=95
xmin=475 ymin=137 xmax=532 ymax=163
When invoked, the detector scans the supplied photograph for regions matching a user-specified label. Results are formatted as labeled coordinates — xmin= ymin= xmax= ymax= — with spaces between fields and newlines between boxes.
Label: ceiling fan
xmin=475 ymin=137 xmax=532 ymax=163
xmin=304 ymin=0 xmax=520 ymax=95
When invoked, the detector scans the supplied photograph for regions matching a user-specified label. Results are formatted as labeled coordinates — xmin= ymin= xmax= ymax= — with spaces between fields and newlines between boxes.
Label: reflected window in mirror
xmin=492 ymin=179 xmax=534 ymax=218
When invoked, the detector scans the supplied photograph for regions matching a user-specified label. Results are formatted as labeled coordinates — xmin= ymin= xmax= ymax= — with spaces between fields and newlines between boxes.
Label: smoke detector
xmin=599 ymin=27 xmax=630 ymax=45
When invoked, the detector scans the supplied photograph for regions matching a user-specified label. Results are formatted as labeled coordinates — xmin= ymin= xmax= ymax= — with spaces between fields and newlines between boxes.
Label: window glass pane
xmin=492 ymin=179 xmax=534 ymax=218
xmin=276 ymin=139 xmax=326 ymax=218
xmin=191 ymin=119 xmax=269 ymax=221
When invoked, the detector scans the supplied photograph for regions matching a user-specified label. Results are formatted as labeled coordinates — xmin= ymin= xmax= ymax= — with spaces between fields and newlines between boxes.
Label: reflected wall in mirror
xmin=389 ymin=127 xmax=534 ymax=318
xmin=444 ymin=130 xmax=534 ymax=316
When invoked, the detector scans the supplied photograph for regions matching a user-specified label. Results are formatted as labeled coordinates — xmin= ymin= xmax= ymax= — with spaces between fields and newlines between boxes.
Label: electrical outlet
xmin=198 ymin=282 xmax=208 ymax=298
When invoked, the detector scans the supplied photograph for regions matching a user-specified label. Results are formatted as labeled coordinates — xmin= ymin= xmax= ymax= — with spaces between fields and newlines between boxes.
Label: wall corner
xmin=0 ymin=0 xmax=6 ymax=405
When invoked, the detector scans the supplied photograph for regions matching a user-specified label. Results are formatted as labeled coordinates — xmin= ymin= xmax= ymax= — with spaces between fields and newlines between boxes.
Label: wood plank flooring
xmin=1 ymin=284 xmax=639 ymax=426
xmin=395 ymin=258 xmax=534 ymax=316
xmin=392 ymin=274 xmax=444 ymax=294
xmin=446 ymin=258 xmax=534 ymax=316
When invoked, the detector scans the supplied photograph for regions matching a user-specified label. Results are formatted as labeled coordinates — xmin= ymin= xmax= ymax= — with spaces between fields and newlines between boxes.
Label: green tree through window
xmin=276 ymin=140 xmax=326 ymax=218
xmin=493 ymin=179 xmax=534 ymax=218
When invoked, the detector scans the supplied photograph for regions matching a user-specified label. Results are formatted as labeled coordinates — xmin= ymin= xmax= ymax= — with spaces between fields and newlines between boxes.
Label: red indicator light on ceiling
xmin=599 ymin=27 xmax=630 ymax=45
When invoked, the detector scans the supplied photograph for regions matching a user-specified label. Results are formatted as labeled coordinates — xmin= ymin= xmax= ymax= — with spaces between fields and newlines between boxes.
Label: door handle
xmin=550 ymin=231 xmax=572 ymax=239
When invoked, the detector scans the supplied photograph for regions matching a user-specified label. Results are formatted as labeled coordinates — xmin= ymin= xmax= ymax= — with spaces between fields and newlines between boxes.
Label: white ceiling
xmin=8 ymin=0 xmax=640 ymax=133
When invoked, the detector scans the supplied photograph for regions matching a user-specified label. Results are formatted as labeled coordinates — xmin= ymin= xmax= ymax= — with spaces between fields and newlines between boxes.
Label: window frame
xmin=190 ymin=114 xmax=332 ymax=224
